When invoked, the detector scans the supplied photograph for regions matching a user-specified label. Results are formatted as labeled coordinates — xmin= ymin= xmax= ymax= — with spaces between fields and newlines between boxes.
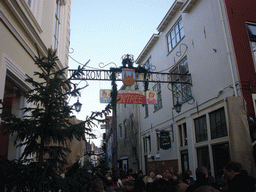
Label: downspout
xmin=218 ymin=0 xmax=238 ymax=97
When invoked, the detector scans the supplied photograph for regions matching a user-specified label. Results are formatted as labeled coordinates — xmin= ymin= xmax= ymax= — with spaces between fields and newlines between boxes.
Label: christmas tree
xmin=0 ymin=48 xmax=111 ymax=191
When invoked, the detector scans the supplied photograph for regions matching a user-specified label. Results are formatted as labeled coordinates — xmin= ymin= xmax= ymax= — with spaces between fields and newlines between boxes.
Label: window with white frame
xmin=167 ymin=18 xmax=184 ymax=52
xmin=247 ymin=23 xmax=256 ymax=69
xmin=153 ymin=83 xmax=162 ymax=111
xmin=171 ymin=58 xmax=192 ymax=105
xmin=178 ymin=123 xmax=187 ymax=147
xmin=194 ymin=115 xmax=208 ymax=142
xmin=209 ymin=108 xmax=228 ymax=139
xmin=53 ymin=0 xmax=61 ymax=51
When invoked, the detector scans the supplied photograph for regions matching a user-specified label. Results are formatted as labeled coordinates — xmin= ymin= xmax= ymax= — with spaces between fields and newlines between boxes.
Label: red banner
xmin=117 ymin=90 xmax=146 ymax=104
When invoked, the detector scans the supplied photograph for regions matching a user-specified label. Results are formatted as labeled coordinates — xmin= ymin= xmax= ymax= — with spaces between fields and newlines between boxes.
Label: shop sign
xmin=122 ymin=68 xmax=135 ymax=86
xmin=117 ymin=90 xmax=146 ymax=104
xmin=160 ymin=130 xmax=171 ymax=150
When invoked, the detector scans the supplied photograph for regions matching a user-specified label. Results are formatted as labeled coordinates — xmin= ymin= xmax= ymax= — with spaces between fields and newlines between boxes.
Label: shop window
xmin=197 ymin=146 xmax=210 ymax=171
xmin=212 ymin=143 xmax=230 ymax=185
xmin=181 ymin=150 xmax=189 ymax=173
xmin=210 ymin=108 xmax=228 ymax=139
xmin=194 ymin=115 xmax=208 ymax=142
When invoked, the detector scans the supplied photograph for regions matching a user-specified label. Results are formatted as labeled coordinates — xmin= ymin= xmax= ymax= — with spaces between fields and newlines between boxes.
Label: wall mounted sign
xmin=160 ymin=130 xmax=171 ymax=150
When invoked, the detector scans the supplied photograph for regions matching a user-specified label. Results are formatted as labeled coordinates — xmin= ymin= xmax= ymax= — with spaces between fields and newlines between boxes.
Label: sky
xmin=68 ymin=0 xmax=175 ymax=146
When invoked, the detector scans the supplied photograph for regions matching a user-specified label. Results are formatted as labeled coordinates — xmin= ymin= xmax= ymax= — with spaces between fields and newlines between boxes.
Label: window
xmin=119 ymin=124 xmax=122 ymax=138
xmin=194 ymin=115 xmax=208 ymax=142
xmin=167 ymin=18 xmax=184 ymax=52
xmin=210 ymin=108 xmax=227 ymax=139
xmin=178 ymin=123 xmax=188 ymax=147
xmin=197 ymin=146 xmax=210 ymax=170
xmin=156 ymin=132 xmax=160 ymax=152
xmin=144 ymin=57 xmax=153 ymax=72
xmin=143 ymin=137 xmax=148 ymax=153
xmin=53 ymin=0 xmax=61 ymax=51
xmin=171 ymin=58 xmax=192 ymax=105
xmin=181 ymin=150 xmax=189 ymax=173
xmin=130 ymin=114 xmax=134 ymax=132
xmin=145 ymin=104 xmax=149 ymax=117
xmin=148 ymin=136 xmax=151 ymax=152
xmin=247 ymin=24 xmax=256 ymax=69
xmin=123 ymin=119 xmax=127 ymax=139
xmin=153 ymin=83 xmax=162 ymax=111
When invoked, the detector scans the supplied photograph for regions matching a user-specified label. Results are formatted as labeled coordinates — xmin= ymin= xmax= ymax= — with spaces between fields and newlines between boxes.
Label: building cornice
xmin=3 ymin=0 xmax=47 ymax=56
xmin=135 ymin=34 xmax=159 ymax=64
xmin=156 ymin=0 xmax=184 ymax=32
xmin=181 ymin=0 xmax=199 ymax=13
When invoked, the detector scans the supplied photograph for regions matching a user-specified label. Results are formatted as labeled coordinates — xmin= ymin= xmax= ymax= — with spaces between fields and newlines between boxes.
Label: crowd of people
xmin=88 ymin=161 xmax=256 ymax=192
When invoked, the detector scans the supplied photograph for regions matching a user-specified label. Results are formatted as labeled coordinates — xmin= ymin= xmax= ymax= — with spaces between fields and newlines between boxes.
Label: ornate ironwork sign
xmin=68 ymin=69 xmax=191 ymax=84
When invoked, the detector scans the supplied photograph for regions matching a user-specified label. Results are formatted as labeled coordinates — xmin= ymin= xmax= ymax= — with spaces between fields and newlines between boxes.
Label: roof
xmin=156 ymin=0 xmax=184 ymax=32
xmin=135 ymin=34 xmax=159 ymax=64
xmin=135 ymin=0 xmax=184 ymax=64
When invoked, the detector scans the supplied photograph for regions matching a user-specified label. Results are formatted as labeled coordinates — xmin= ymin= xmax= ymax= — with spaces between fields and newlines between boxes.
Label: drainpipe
xmin=218 ymin=0 xmax=238 ymax=97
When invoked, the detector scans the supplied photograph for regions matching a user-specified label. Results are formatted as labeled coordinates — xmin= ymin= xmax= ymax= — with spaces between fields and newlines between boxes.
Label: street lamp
xmin=174 ymin=101 xmax=182 ymax=113
xmin=74 ymin=98 xmax=82 ymax=112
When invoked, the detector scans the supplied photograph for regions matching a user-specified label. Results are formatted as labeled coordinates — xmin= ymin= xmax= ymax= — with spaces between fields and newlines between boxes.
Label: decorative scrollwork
xmin=69 ymin=48 xmax=74 ymax=54
xmin=176 ymin=43 xmax=188 ymax=59
xmin=144 ymin=64 xmax=156 ymax=72
xmin=99 ymin=62 xmax=117 ymax=68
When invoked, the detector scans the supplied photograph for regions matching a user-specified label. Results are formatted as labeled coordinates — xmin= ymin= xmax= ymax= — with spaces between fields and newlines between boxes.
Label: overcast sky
xmin=68 ymin=0 xmax=175 ymax=146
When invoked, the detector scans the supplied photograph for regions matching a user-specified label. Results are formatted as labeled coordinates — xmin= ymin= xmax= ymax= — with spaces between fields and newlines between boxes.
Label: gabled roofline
xmin=135 ymin=34 xmax=159 ymax=64
xmin=181 ymin=0 xmax=199 ymax=13
xmin=156 ymin=0 xmax=184 ymax=32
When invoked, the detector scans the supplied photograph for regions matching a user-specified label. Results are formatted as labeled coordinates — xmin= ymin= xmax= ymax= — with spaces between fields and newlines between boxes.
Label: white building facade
xmin=116 ymin=0 xmax=255 ymax=182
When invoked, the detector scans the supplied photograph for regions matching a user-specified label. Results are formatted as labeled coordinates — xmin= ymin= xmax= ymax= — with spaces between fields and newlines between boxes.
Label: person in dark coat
xmin=223 ymin=161 xmax=256 ymax=192
xmin=185 ymin=167 xmax=219 ymax=192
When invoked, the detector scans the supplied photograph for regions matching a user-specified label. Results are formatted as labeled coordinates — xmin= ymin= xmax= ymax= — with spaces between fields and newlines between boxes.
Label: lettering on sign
xmin=117 ymin=90 xmax=146 ymax=104
xmin=69 ymin=70 xmax=190 ymax=83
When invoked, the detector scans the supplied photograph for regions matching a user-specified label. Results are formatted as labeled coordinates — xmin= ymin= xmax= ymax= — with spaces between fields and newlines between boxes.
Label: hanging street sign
xmin=117 ymin=90 xmax=146 ymax=104
xmin=160 ymin=130 xmax=171 ymax=150
xmin=122 ymin=68 xmax=136 ymax=86
xmin=68 ymin=69 xmax=191 ymax=84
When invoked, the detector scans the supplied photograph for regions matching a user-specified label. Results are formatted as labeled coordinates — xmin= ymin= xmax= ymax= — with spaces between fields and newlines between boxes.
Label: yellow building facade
xmin=0 ymin=0 xmax=71 ymax=160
